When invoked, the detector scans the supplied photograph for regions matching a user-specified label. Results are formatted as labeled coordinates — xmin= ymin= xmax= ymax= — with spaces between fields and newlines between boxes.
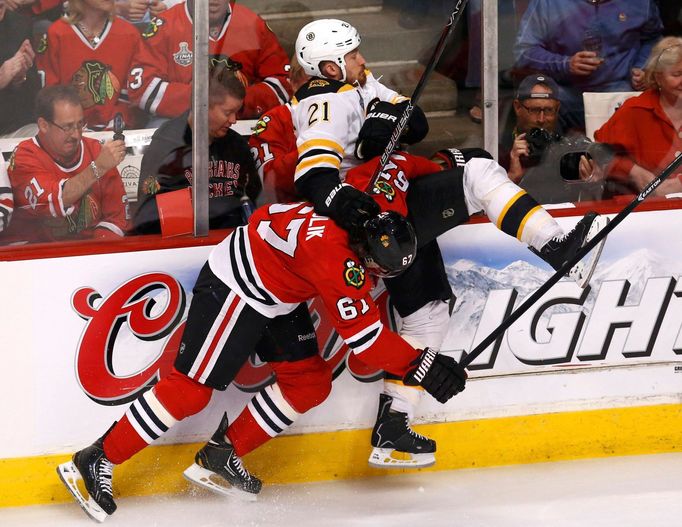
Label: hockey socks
xmin=483 ymin=183 xmax=561 ymax=250
xmin=103 ymin=369 xmax=211 ymax=464
xmin=228 ymin=383 xmax=300 ymax=456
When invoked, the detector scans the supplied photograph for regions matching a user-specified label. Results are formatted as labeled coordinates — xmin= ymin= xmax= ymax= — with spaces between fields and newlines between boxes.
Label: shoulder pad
xmin=293 ymin=77 xmax=354 ymax=102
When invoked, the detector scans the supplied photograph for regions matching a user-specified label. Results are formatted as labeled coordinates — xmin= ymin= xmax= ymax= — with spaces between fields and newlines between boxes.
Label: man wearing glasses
xmin=4 ymin=85 xmax=129 ymax=244
xmin=501 ymin=74 xmax=563 ymax=184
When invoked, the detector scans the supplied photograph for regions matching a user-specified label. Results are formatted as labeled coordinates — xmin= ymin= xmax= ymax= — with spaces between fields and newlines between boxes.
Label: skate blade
xmin=570 ymin=215 xmax=609 ymax=288
xmin=56 ymin=461 xmax=109 ymax=523
xmin=368 ymin=448 xmax=436 ymax=469
xmin=183 ymin=463 xmax=258 ymax=502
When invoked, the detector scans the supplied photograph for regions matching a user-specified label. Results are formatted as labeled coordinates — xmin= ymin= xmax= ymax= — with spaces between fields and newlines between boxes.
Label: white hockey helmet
xmin=295 ymin=19 xmax=361 ymax=82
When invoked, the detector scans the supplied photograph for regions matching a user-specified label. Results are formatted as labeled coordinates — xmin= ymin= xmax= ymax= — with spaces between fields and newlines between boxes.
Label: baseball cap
xmin=515 ymin=74 xmax=560 ymax=101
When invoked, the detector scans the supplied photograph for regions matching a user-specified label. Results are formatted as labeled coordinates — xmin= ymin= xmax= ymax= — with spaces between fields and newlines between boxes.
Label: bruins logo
xmin=309 ymin=79 xmax=330 ymax=88
xmin=72 ymin=61 xmax=120 ymax=108
xmin=373 ymin=180 xmax=395 ymax=202
xmin=344 ymin=258 xmax=366 ymax=289
xmin=142 ymin=17 xmax=164 ymax=39
xmin=253 ymin=115 xmax=270 ymax=135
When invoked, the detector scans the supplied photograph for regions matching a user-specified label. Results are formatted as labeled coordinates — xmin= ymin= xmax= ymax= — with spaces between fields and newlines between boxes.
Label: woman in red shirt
xmin=593 ymin=37 xmax=682 ymax=196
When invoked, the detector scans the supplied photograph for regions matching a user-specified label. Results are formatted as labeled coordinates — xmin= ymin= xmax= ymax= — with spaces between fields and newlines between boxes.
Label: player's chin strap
xmin=364 ymin=0 xmax=471 ymax=194
xmin=458 ymin=152 xmax=682 ymax=370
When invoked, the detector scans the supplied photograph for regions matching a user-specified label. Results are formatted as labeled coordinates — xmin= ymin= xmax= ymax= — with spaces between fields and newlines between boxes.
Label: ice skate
xmin=368 ymin=393 xmax=436 ymax=469
xmin=183 ymin=413 xmax=262 ymax=501
xmin=532 ymin=211 xmax=609 ymax=288
xmin=57 ymin=435 xmax=116 ymax=523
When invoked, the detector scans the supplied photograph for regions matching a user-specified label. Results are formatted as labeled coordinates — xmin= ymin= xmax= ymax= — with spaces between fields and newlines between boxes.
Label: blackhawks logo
xmin=72 ymin=61 xmax=120 ymax=108
xmin=372 ymin=180 xmax=396 ymax=202
xmin=141 ymin=175 xmax=161 ymax=196
xmin=253 ymin=115 xmax=270 ymax=135
xmin=344 ymin=258 xmax=366 ymax=289
xmin=37 ymin=33 xmax=48 ymax=54
xmin=142 ymin=17 xmax=164 ymax=39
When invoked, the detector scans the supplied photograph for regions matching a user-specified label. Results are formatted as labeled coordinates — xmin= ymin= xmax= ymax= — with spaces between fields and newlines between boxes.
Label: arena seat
xmin=583 ymin=91 xmax=638 ymax=141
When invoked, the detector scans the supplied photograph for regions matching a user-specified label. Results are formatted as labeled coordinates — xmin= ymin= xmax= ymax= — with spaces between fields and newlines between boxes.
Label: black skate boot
xmin=57 ymin=430 xmax=116 ymax=523
xmin=183 ymin=412 xmax=262 ymax=500
xmin=368 ymin=393 xmax=436 ymax=469
xmin=531 ymin=211 xmax=608 ymax=288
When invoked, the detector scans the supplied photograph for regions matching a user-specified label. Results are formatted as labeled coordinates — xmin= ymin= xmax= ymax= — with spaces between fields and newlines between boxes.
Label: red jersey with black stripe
xmin=5 ymin=137 xmax=129 ymax=243
xmin=128 ymin=2 xmax=291 ymax=119
xmin=37 ymin=18 xmax=143 ymax=129
xmin=208 ymin=202 xmax=420 ymax=376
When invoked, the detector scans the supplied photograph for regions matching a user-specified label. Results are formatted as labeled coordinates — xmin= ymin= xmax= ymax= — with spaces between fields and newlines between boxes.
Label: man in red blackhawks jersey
xmin=4 ymin=85 xmax=129 ymax=244
xmin=57 ymin=202 xmax=468 ymax=521
xmin=127 ymin=0 xmax=292 ymax=120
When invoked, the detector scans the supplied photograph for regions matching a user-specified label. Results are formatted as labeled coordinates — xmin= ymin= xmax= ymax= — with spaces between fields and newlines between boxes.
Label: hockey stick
xmin=364 ymin=0 xmax=470 ymax=193
xmin=460 ymin=151 xmax=682 ymax=369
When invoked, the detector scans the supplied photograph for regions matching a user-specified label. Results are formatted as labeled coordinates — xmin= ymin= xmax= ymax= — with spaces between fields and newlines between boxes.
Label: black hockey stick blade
xmin=365 ymin=0 xmax=470 ymax=193
xmin=460 ymin=151 xmax=682 ymax=369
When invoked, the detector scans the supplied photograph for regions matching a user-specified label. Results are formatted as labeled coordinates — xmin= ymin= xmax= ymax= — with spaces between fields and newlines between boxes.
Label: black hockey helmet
xmin=352 ymin=211 xmax=417 ymax=278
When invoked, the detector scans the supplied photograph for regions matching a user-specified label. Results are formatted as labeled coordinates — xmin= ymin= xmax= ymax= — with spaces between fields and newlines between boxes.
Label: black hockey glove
xmin=403 ymin=348 xmax=467 ymax=403
xmin=355 ymin=100 xmax=429 ymax=160
xmin=326 ymin=183 xmax=381 ymax=232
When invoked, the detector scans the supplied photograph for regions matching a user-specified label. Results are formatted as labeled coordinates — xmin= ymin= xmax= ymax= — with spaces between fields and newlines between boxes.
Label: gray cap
xmin=515 ymin=74 xmax=560 ymax=101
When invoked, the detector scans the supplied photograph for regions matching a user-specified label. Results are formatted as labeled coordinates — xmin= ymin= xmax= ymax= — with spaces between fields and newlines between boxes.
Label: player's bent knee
xmin=153 ymin=368 xmax=213 ymax=420
xmin=273 ymin=356 xmax=333 ymax=413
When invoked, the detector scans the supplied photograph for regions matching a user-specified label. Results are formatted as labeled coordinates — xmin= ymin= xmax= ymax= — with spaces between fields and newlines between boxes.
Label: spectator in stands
xmin=0 ymin=0 xmax=41 ymax=137
xmin=133 ymin=65 xmax=260 ymax=234
xmin=6 ymin=85 xmax=129 ymax=243
xmin=514 ymin=0 xmax=663 ymax=132
xmin=499 ymin=73 xmax=562 ymax=183
xmin=128 ymin=0 xmax=291 ymax=122
xmin=591 ymin=37 xmax=682 ymax=196
xmin=36 ymin=0 xmax=145 ymax=130
xmin=0 ymin=157 xmax=13 ymax=235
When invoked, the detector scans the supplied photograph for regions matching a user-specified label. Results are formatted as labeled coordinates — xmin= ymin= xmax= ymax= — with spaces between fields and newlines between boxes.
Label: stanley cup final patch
xmin=173 ymin=42 xmax=193 ymax=67
xmin=344 ymin=258 xmax=366 ymax=289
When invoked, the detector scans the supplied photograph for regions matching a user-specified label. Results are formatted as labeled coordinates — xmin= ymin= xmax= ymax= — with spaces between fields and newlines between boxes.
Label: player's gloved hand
xmin=403 ymin=348 xmax=467 ymax=403
xmin=355 ymin=100 xmax=428 ymax=160
xmin=326 ymin=183 xmax=380 ymax=232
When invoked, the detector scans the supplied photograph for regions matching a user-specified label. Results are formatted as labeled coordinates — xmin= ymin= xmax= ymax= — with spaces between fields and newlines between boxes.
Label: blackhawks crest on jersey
xmin=344 ymin=258 xmax=366 ymax=289
xmin=71 ymin=61 xmax=120 ymax=108
xmin=210 ymin=55 xmax=249 ymax=88
xmin=372 ymin=180 xmax=396 ymax=202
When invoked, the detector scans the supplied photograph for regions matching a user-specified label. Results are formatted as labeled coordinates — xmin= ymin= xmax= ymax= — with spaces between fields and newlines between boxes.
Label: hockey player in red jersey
xmin=247 ymin=18 xmax=608 ymax=469
xmin=5 ymin=85 xmax=129 ymax=243
xmin=36 ymin=0 xmax=145 ymax=130
xmin=128 ymin=0 xmax=291 ymax=120
xmin=57 ymin=203 xmax=467 ymax=521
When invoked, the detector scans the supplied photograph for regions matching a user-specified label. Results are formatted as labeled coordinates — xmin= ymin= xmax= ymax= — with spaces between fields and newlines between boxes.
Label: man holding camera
xmin=501 ymin=74 xmax=563 ymax=184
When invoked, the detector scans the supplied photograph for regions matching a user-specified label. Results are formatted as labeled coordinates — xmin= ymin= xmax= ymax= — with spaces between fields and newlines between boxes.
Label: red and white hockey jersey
xmin=6 ymin=137 xmax=129 ymax=243
xmin=37 ymin=17 xmax=143 ymax=130
xmin=345 ymin=153 xmax=443 ymax=216
xmin=248 ymin=103 xmax=298 ymax=202
xmin=208 ymin=202 xmax=420 ymax=376
xmin=128 ymin=2 xmax=291 ymax=119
